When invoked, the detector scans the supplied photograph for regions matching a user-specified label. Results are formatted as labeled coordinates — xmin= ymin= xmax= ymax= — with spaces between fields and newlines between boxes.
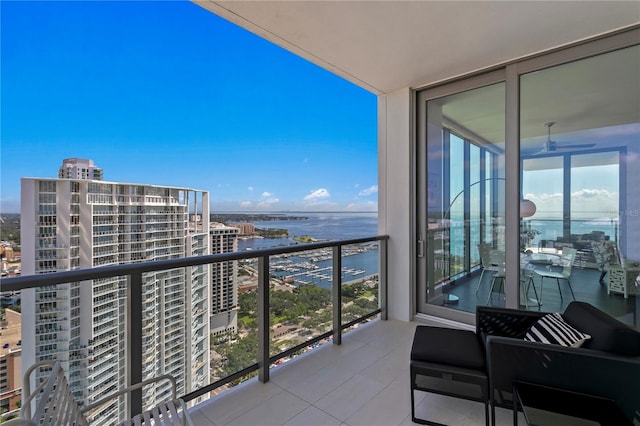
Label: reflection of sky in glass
xmin=523 ymin=149 xmax=619 ymax=220
xmin=571 ymin=159 xmax=618 ymax=219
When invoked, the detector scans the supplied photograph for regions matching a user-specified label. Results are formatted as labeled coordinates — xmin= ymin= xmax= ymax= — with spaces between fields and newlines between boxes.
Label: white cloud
xmin=257 ymin=198 xmax=280 ymax=208
xmin=345 ymin=201 xmax=377 ymax=212
xmin=248 ymin=186 xmax=254 ymax=191
xmin=571 ymin=188 xmax=615 ymax=199
xmin=304 ymin=188 xmax=330 ymax=200
xmin=358 ymin=185 xmax=378 ymax=196
xmin=262 ymin=191 xmax=272 ymax=197
xmin=526 ymin=188 xmax=618 ymax=218
xmin=240 ymin=201 xmax=252 ymax=208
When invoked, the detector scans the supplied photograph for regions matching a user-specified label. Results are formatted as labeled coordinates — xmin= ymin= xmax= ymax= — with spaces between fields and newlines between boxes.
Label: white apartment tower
xmin=209 ymin=224 xmax=239 ymax=337
xmin=58 ymin=158 xmax=104 ymax=181
xmin=21 ymin=161 xmax=210 ymax=425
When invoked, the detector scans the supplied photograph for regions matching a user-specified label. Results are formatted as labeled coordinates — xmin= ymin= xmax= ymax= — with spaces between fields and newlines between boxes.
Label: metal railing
xmin=1 ymin=235 xmax=388 ymax=420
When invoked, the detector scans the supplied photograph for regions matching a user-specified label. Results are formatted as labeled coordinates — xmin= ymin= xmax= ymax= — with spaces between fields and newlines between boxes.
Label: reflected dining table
xmin=486 ymin=251 xmax=548 ymax=307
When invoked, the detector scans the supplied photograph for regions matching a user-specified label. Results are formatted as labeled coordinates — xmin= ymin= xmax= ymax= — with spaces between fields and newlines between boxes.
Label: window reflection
xmin=419 ymin=43 xmax=638 ymax=324
xmin=519 ymin=45 xmax=639 ymax=318
xmin=425 ymin=82 xmax=506 ymax=311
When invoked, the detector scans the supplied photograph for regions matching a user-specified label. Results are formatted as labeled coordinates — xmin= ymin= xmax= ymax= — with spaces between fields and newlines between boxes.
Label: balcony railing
xmin=1 ymin=235 xmax=388 ymax=422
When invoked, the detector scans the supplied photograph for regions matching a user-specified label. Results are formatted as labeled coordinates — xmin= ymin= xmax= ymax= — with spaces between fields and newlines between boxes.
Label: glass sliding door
xmin=416 ymin=31 xmax=638 ymax=327
xmin=417 ymin=77 xmax=506 ymax=315
xmin=519 ymin=45 xmax=639 ymax=320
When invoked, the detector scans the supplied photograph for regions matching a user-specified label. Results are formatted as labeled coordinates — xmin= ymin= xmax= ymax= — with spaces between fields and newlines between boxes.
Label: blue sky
xmin=1 ymin=1 xmax=378 ymax=213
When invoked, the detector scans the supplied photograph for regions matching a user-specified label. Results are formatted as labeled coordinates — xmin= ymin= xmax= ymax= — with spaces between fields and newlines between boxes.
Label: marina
xmin=237 ymin=212 xmax=380 ymax=288
xmin=242 ymin=244 xmax=378 ymax=288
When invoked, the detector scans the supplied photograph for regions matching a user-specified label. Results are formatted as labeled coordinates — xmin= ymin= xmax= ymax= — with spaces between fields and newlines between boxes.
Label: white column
xmin=379 ymin=87 xmax=413 ymax=321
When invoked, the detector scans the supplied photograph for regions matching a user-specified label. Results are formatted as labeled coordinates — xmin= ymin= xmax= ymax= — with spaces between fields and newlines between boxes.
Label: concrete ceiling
xmin=193 ymin=1 xmax=639 ymax=95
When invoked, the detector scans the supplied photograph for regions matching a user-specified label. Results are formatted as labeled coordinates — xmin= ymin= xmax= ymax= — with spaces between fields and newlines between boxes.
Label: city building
xmin=209 ymin=223 xmax=239 ymax=337
xmin=58 ymin=158 xmax=104 ymax=181
xmin=0 ymin=309 xmax=21 ymax=418
xmin=20 ymin=163 xmax=210 ymax=425
xmin=228 ymin=222 xmax=255 ymax=237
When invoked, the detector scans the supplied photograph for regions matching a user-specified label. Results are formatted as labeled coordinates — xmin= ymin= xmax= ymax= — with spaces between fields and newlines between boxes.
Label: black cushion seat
xmin=410 ymin=326 xmax=489 ymax=426
xmin=411 ymin=326 xmax=485 ymax=370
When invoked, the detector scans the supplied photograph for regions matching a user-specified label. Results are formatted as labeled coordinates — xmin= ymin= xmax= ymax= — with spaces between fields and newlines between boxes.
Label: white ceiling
xmin=193 ymin=1 xmax=639 ymax=95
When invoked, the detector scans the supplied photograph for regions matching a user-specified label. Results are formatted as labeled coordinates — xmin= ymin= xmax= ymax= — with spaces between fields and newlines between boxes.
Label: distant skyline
xmin=1 ymin=1 xmax=378 ymax=213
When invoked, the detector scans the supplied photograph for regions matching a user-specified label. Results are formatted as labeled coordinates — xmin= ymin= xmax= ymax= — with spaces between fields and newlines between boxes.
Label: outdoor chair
xmin=410 ymin=326 xmax=490 ymax=425
xmin=482 ymin=302 xmax=640 ymax=425
xmin=411 ymin=302 xmax=640 ymax=426
xmin=8 ymin=360 xmax=193 ymax=426
xmin=534 ymin=247 xmax=577 ymax=302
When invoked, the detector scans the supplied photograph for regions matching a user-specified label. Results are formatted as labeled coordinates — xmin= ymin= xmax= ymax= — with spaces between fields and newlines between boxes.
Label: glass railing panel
xmin=266 ymin=247 xmax=334 ymax=358
xmin=209 ymin=256 xmax=258 ymax=390
xmin=7 ymin=277 xmax=130 ymax=426
xmin=341 ymin=241 xmax=380 ymax=329
xmin=2 ymin=235 xmax=387 ymax=424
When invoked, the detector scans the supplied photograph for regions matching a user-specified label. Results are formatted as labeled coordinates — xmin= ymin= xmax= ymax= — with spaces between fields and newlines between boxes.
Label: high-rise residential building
xmin=209 ymin=223 xmax=239 ymax=337
xmin=20 ymin=162 xmax=210 ymax=425
xmin=58 ymin=158 xmax=104 ymax=181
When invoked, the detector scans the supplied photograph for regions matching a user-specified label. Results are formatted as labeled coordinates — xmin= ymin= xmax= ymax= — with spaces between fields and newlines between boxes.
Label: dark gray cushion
xmin=563 ymin=301 xmax=640 ymax=356
xmin=411 ymin=326 xmax=485 ymax=370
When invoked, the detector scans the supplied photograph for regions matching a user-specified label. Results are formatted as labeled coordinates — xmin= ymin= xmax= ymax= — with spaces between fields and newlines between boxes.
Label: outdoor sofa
xmin=411 ymin=301 xmax=640 ymax=425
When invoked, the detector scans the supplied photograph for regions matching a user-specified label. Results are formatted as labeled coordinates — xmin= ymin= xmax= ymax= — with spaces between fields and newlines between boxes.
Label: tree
xmin=215 ymin=331 xmax=258 ymax=377
xmin=238 ymin=291 xmax=258 ymax=316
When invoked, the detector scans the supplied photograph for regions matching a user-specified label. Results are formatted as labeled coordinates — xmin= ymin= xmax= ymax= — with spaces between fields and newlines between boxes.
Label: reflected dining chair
xmin=477 ymin=243 xmax=503 ymax=294
xmin=486 ymin=268 xmax=506 ymax=305
xmin=534 ymin=247 xmax=577 ymax=302
xmin=519 ymin=254 xmax=541 ymax=308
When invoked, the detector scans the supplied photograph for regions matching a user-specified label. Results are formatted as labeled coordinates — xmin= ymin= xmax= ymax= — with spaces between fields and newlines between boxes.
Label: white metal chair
xmin=9 ymin=360 xmax=193 ymax=426
xmin=477 ymin=243 xmax=504 ymax=294
xmin=534 ymin=247 xmax=577 ymax=302
xmin=486 ymin=268 xmax=506 ymax=305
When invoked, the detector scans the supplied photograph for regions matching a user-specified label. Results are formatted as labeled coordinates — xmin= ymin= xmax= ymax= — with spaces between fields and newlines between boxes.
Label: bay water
xmin=236 ymin=212 xmax=379 ymax=289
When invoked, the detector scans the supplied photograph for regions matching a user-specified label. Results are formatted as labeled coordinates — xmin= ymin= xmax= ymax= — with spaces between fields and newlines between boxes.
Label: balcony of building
xmin=2 ymin=2 xmax=639 ymax=424
xmin=6 ymin=229 xmax=640 ymax=424
xmin=187 ymin=317 xmax=514 ymax=426
xmin=2 ymin=236 xmax=392 ymax=424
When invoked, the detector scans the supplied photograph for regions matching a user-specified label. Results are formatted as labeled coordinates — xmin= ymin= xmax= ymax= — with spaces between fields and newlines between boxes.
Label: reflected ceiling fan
xmin=533 ymin=122 xmax=595 ymax=155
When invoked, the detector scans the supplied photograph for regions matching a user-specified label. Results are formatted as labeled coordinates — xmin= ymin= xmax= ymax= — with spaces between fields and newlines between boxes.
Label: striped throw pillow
xmin=525 ymin=313 xmax=591 ymax=348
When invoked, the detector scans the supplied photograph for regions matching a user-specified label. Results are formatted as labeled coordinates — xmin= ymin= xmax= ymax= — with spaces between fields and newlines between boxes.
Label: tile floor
xmin=188 ymin=318 xmax=520 ymax=426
